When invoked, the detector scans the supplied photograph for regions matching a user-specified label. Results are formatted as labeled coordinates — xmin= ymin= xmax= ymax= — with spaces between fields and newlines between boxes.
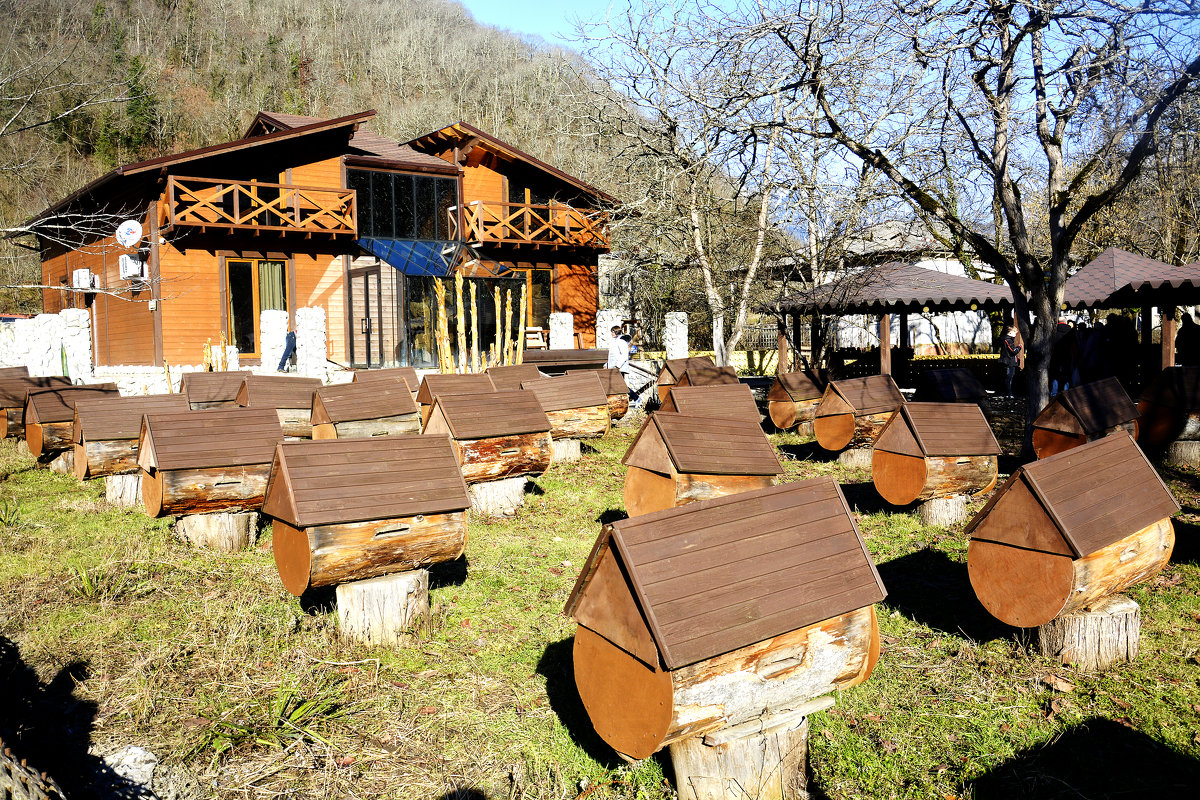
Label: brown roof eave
xmin=343 ymin=154 xmax=459 ymax=176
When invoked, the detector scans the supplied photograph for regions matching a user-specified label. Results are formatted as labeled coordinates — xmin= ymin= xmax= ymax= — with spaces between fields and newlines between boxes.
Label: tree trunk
xmin=670 ymin=715 xmax=812 ymax=800
xmin=142 ymin=465 xmax=272 ymax=517
xmin=836 ymin=448 xmax=872 ymax=469
xmin=546 ymin=406 xmax=610 ymax=439
xmin=552 ymin=438 xmax=582 ymax=463
xmin=336 ymin=569 xmax=430 ymax=645
xmin=454 ymin=433 xmax=552 ymax=484
xmin=174 ymin=511 xmax=259 ymax=551
xmin=1035 ymin=594 xmax=1140 ymax=670
xmin=469 ymin=476 xmax=528 ymax=516
xmin=47 ymin=448 xmax=74 ymax=475
xmin=73 ymin=439 xmax=140 ymax=479
xmin=104 ymin=473 xmax=142 ymax=510
xmin=918 ymin=495 xmax=969 ymax=527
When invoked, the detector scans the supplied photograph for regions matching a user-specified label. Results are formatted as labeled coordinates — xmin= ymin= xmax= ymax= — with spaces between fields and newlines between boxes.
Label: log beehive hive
xmin=71 ymin=394 xmax=190 ymax=479
xmin=1032 ymin=377 xmax=1139 ymax=458
xmin=1136 ymin=366 xmax=1200 ymax=452
xmin=415 ymin=373 xmax=496 ymax=427
xmin=660 ymin=383 xmax=760 ymax=421
xmin=813 ymin=375 xmax=904 ymax=452
xmin=766 ymin=370 xmax=825 ymax=431
xmin=656 ymin=356 xmax=715 ymax=404
xmin=521 ymin=372 xmax=610 ymax=440
xmin=0 ymin=375 xmax=71 ymax=438
xmin=180 ymin=370 xmax=251 ymax=410
xmin=310 ymin=381 xmax=420 ymax=439
xmin=422 ymin=389 xmax=552 ymax=484
xmin=872 ymin=402 xmax=1000 ymax=505
xmin=236 ymin=375 xmax=323 ymax=438
xmin=23 ymin=384 xmax=120 ymax=458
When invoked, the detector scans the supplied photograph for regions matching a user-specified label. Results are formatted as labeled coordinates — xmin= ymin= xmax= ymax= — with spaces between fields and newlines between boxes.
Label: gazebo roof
xmin=773 ymin=262 xmax=1014 ymax=315
xmin=1063 ymin=247 xmax=1200 ymax=309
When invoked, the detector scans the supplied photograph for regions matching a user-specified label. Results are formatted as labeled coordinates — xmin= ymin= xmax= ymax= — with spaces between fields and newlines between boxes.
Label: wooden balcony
xmin=162 ymin=175 xmax=357 ymax=237
xmin=452 ymin=201 xmax=610 ymax=250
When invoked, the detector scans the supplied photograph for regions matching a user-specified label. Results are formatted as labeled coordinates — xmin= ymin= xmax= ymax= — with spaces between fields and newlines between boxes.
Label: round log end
xmin=872 ymin=450 xmax=927 ymax=506
xmin=813 ymin=413 xmax=854 ymax=451
xmin=768 ymin=400 xmax=797 ymax=430
xmin=1032 ymin=427 xmax=1087 ymax=459
xmin=967 ymin=538 xmax=1074 ymax=627
xmin=271 ymin=519 xmax=313 ymax=597
xmin=310 ymin=423 xmax=337 ymax=440
xmin=73 ymin=442 xmax=90 ymax=480
xmin=624 ymin=465 xmax=678 ymax=517
xmin=25 ymin=423 xmax=44 ymax=458
xmin=574 ymin=624 xmax=673 ymax=761
xmin=141 ymin=469 xmax=165 ymax=517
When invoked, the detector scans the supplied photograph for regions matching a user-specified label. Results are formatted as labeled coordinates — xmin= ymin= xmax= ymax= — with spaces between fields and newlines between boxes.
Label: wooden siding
xmin=462 ymin=160 xmax=506 ymax=205
xmin=157 ymin=243 xmax=221 ymax=366
xmin=294 ymin=251 xmax=346 ymax=364
xmin=288 ymin=157 xmax=344 ymax=189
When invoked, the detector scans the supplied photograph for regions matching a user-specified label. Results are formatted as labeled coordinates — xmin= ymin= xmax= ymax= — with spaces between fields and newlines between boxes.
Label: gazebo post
xmin=808 ymin=314 xmax=822 ymax=370
xmin=899 ymin=312 xmax=910 ymax=350
xmin=777 ymin=315 xmax=790 ymax=376
xmin=1162 ymin=305 xmax=1177 ymax=370
xmin=880 ymin=313 xmax=892 ymax=375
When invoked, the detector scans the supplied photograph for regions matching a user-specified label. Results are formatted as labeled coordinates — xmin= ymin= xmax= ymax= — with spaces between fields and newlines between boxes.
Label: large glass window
xmin=226 ymin=258 xmax=287 ymax=358
xmin=349 ymin=169 xmax=458 ymax=240
xmin=404 ymin=275 xmax=524 ymax=368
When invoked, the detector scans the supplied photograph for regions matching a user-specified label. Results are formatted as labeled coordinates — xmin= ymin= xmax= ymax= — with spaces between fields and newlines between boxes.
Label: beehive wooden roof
xmin=72 ymin=394 xmax=190 ymax=443
xmin=236 ymin=375 xmax=322 ymax=410
xmin=565 ymin=477 xmax=887 ymax=669
xmin=1140 ymin=366 xmax=1200 ymax=409
xmin=966 ymin=433 xmax=1178 ymax=558
xmin=594 ymin=368 xmax=629 ymax=396
xmin=1035 ymin=377 xmax=1139 ymax=436
xmin=915 ymin=368 xmax=987 ymax=403
xmin=486 ymin=364 xmax=548 ymax=390
xmin=311 ymin=381 xmax=418 ymax=425
xmin=661 ymin=384 xmax=760 ymax=421
xmin=678 ymin=363 xmax=739 ymax=387
xmin=658 ymin=356 xmax=715 ymax=384
xmin=0 ymin=366 xmax=29 ymax=379
xmin=817 ymin=375 xmax=904 ymax=417
xmin=875 ymin=402 xmax=1000 ymax=457
xmin=138 ymin=407 xmax=283 ymax=471
xmin=0 ymin=375 xmax=72 ymax=408
xmin=24 ymin=384 xmax=120 ymax=424
xmin=522 ymin=349 xmax=608 ymax=370
xmin=425 ymin=390 xmax=550 ymax=439
xmin=521 ymin=372 xmax=608 ymax=412
xmin=179 ymin=371 xmax=250 ymax=405
xmin=351 ymin=366 xmax=419 ymax=391
xmin=415 ymin=373 xmax=496 ymax=404
xmin=623 ymin=412 xmax=782 ymax=476
xmin=767 ymin=370 xmax=824 ymax=402
xmin=261 ymin=435 xmax=470 ymax=527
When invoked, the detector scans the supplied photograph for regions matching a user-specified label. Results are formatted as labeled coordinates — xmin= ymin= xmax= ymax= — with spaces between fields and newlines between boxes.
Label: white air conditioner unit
xmin=71 ymin=269 xmax=97 ymax=290
xmin=119 ymin=254 xmax=147 ymax=281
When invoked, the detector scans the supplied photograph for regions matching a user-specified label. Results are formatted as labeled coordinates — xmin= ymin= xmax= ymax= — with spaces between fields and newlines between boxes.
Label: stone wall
xmin=549 ymin=312 xmax=574 ymax=350
xmin=663 ymin=312 xmax=689 ymax=361
xmin=259 ymin=310 xmax=289 ymax=372
xmin=296 ymin=306 xmax=327 ymax=379
xmin=595 ymin=308 xmax=627 ymax=350
xmin=0 ymin=309 xmax=93 ymax=381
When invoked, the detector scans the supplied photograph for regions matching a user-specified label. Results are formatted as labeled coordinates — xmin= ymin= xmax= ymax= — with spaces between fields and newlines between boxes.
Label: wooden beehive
xmin=71 ymin=394 xmax=190 ymax=479
xmin=593 ymin=368 xmax=630 ymax=420
xmin=0 ymin=375 xmax=71 ymax=437
xmin=422 ymin=389 xmax=552 ymax=484
xmin=622 ymin=412 xmax=783 ymax=516
xmin=913 ymin=367 xmax=989 ymax=405
xmin=1137 ymin=366 xmax=1200 ymax=452
xmin=0 ymin=366 xmax=30 ymax=378
xmin=767 ymin=370 xmax=825 ymax=431
xmin=23 ymin=384 xmax=120 ymax=458
xmin=674 ymin=363 xmax=739 ymax=389
xmin=486 ymin=363 xmax=548 ymax=390
xmin=1032 ymin=377 xmax=1139 ymax=458
xmin=352 ymin=366 xmax=419 ymax=397
xmin=872 ymin=403 xmax=1000 ymax=506
xmin=966 ymin=434 xmax=1178 ymax=628
xmin=415 ymin=373 xmax=496 ymax=427
xmin=180 ymin=370 xmax=251 ymax=410
xmin=236 ymin=374 xmax=323 ymax=437
xmin=521 ymin=372 xmax=610 ymax=439
xmin=813 ymin=375 xmax=905 ymax=452
xmin=564 ymin=478 xmax=887 ymax=760
xmin=660 ymin=383 xmax=760 ymax=421
xmin=656 ymin=356 xmax=715 ymax=403
xmin=310 ymin=381 xmax=420 ymax=439
xmin=263 ymin=435 xmax=471 ymax=596
xmin=137 ymin=407 xmax=284 ymax=516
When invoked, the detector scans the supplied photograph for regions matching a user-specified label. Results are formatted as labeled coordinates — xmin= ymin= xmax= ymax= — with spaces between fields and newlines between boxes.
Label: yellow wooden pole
xmin=470 ymin=283 xmax=480 ymax=373
xmin=492 ymin=287 xmax=502 ymax=367
xmin=516 ymin=284 xmax=527 ymax=365
xmin=503 ymin=289 xmax=513 ymax=366
xmin=455 ymin=273 xmax=467 ymax=374
xmin=433 ymin=278 xmax=451 ymax=373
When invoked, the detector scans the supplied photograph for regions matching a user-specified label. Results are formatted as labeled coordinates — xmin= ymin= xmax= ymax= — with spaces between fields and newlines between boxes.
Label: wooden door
xmin=349 ymin=266 xmax=383 ymax=368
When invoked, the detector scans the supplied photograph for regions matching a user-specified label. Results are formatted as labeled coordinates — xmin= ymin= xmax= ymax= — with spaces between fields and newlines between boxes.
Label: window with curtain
xmin=226 ymin=258 xmax=288 ymax=357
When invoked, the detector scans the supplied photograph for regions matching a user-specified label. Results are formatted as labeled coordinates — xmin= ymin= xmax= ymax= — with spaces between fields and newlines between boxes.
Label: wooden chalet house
xmin=34 ymin=111 xmax=612 ymax=370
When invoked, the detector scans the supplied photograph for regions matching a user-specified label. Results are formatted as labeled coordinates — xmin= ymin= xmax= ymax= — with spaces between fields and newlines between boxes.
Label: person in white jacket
xmin=606 ymin=325 xmax=630 ymax=370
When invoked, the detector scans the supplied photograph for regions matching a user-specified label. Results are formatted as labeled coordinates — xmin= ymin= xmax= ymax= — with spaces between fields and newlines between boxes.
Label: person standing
xmin=999 ymin=325 xmax=1022 ymax=397
xmin=606 ymin=325 xmax=630 ymax=371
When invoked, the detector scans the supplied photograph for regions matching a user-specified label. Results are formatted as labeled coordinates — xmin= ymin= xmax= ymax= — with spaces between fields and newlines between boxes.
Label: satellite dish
xmin=115 ymin=220 xmax=143 ymax=248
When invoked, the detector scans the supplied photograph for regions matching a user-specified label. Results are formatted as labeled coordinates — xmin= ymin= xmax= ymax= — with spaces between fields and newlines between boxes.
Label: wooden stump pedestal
xmin=469 ymin=476 xmax=528 ymax=517
xmin=552 ymin=438 xmax=582 ymax=463
xmin=47 ymin=449 xmax=74 ymax=474
xmin=1162 ymin=440 xmax=1200 ymax=469
xmin=336 ymin=569 xmax=429 ymax=645
xmin=836 ymin=448 xmax=872 ymax=469
xmin=104 ymin=473 xmax=142 ymax=509
xmin=1035 ymin=594 xmax=1140 ymax=671
xmin=669 ymin=702 xmax=828 ymax=800
xmin=174 ymin=512 xmax=259 ymax=551
xmin=918 ymin=495 xmax=968 ymax=527
xmin=15 ymin=440 xmax=30 ymax=458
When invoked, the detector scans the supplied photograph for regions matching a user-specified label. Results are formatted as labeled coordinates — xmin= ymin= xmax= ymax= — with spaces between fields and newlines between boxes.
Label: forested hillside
xmin=0 ymin=0 xmax=621 ymax=307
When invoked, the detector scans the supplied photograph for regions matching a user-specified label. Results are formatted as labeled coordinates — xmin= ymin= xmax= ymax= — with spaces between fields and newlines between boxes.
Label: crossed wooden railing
xmin=163 ymin=175 xmax=357 ymax=236
xmin=450 ymin=201 xmax=610 ymax=249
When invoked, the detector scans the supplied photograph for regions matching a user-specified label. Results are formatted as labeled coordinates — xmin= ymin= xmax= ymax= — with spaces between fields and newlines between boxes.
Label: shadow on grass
xmin=1169 ymin=517 xmax=1200 ymax=566
xmin=525 ymin=479 xmax=546 ymax=496
xmin=299 ymin=585 xmax=337 ymax=615
xmin=876 ymin=549 xmax=1015 ymax=643
xmin=969 ymin=717 xmax=1200 ymax=799
xmin=596 ymin=509 xmax=628 ymax=525
xmin=778 ymin=441 xmax=840 ymax=463
xmin=436 ymin=789 xmax=488 ymax=800
xmin=0 ymin=636 xmax=150 ymax=799
xmin=536 ymin=636 xmax=623 ymax=769
xmin=839 ymin=482 xmax=912 ymax=516
xmin=430 ymin=555 xmax=469 ymax=590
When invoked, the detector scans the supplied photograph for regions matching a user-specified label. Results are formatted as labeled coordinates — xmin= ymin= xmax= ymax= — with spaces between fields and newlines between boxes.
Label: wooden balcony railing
xmin=451 ymin=201 xmax=610 ymax=250
xmin=162 ymin=175 xmax=357 ymax=236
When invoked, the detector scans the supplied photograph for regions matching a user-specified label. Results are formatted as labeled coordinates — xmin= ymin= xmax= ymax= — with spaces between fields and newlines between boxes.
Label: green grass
xmin=1 ymin=415 xmax=1199 ymax=798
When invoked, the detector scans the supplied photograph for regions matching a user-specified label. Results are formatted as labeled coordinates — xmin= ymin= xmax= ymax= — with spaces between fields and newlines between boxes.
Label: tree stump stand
xmin=104 ymin=473 xmax=142 ymax=510
xmin=795 ymin=421 xmax=814 ymax=440
xmin=669 ymin=714 xmax=814 ymax=800
xmin=47 ymin=449 xmax=74 ymax=475
xmin=173 ymin=512 xmax=259 ymax=552
xmin=918 ymin=495 xmax=968 ymax=527
xmin=1034 ymin=594 xmax=1140 ymax=671
xmin=336 ymin=569 xmax=429 ymax=645
xmin=469 ymin=476 xmax=528 ymax=517
xmin=837 ymin=448 xmax=872 ymax=469
xmin=552 ymin=438 xmax=582 ymax=463
xmin=1162 ymin=440 xmax=1200 ymax=469
xmin=15 ymin=440 xmax=31 ymax=458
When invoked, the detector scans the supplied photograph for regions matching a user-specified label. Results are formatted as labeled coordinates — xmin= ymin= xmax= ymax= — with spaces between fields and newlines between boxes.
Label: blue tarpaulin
xmin=357 ymin=238 xmax=455 ymax=276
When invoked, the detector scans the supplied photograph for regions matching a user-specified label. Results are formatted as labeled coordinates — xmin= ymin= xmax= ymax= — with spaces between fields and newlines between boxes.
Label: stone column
xmin=259 ymin=309 xmax=289 ymax=371
xmin=549 ymin=312 xmax=574 ymax=350
xmin=595 ymin=308 xmax=627 ymax=349
xmin=296 ymin=306 xmax=328 ymax=378
xmin=663 ymin=312 xmax=689 ymax=360
xmin=60 ymin=308 xmax=94 ymax=381
xmin=224 ymin=346 xmax=240 ymax=371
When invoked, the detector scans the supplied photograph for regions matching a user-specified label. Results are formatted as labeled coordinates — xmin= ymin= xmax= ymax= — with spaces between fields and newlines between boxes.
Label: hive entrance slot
xmin=214 ymin=479 xmax=242 ymax=487
xmin=500 ymin=448 xmax=519 ymax=456
xmin=374 ymin=524 xmax=412 ymax=538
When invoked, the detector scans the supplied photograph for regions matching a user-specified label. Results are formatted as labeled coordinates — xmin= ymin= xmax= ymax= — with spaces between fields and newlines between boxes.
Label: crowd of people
xmin=1042 ymin=315 xmax=1142 ymax=396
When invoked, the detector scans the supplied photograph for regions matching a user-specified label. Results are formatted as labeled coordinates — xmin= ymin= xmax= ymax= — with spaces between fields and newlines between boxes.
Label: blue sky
xmin=457 ymin=0 xmax=619 ymax=47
